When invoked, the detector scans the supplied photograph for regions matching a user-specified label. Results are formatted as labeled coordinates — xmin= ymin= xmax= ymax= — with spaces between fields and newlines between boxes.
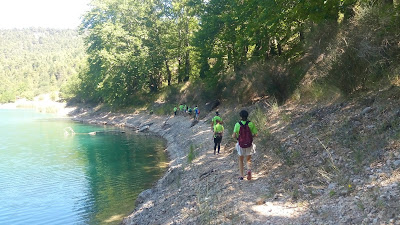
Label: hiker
xmin=232 ymin=110 xmax=258 ymax=180
xmin=174 ymin=106 xmax=178 ymax=116
xmin=179 ymin=103 xmax=184 ymax=115
xmin=188 ymin=106 xmax=193 ymax=116
xmin=211 ymin=111 xmax=222 ymax=131
xmin=194 ymin=105 xmax=200 ymax=120
xmin=213 ymin=119 xmax=224 ymax=155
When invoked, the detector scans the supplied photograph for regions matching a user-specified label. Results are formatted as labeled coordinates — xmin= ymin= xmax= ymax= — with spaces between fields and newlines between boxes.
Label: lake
xmin=0 ymin=109 xmax=167 ymax=225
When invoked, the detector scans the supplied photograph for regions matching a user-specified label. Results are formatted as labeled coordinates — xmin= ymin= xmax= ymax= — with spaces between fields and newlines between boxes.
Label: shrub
xmin=188 ymin=144 xmax=196 ymax=163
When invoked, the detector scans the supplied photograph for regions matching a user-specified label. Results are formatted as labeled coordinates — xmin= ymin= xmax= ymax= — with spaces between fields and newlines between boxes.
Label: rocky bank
xmin=69 ymin=86 xmax=400 ymax=225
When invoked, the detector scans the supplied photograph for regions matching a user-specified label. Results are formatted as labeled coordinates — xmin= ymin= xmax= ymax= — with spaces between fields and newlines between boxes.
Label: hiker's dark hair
xmin=239 ymin=110 xmax=248 ymax=120
xmin=216 ymin=111 xmax=219 ymax=115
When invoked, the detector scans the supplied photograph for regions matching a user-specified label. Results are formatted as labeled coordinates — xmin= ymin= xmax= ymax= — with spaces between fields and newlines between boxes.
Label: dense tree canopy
xmin=77 ymin=0 xmax=377 ymax=104
xmin=1 ymin=0 xmax=398 ymax=105
xmin=0 ymin=28 xmax=86 ymax=103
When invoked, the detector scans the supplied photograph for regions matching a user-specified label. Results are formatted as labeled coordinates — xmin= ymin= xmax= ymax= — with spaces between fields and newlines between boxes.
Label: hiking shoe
xmin=238 ymin=176 xmax=244 ymax=180
xmin=247 ymin=170 xmax=252 ymax=180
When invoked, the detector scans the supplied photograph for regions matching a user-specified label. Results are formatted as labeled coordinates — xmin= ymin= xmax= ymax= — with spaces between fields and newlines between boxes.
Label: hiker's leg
xmin=246 ymin=155 xmax=252 ymax=171
xmin=239 ymin=156 xmax=244 ymax=177
xmin=217 ymin=137 xmax=221 ymax=153
xmin=214 ymin=139 xmax=217 ymax=154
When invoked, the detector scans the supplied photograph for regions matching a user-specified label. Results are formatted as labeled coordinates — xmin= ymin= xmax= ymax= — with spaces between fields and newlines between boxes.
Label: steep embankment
xmin=71 ymin=86 xmax=400 ymax=225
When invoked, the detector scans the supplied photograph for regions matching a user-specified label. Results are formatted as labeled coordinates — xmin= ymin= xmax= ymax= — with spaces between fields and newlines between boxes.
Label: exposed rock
xmin=138 ymin=125 xmax=149 ymax=132
xmin=361 ymin=106 xmax=373 ymax=116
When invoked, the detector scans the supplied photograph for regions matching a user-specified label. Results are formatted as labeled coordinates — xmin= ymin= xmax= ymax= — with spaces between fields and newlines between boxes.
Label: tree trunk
xmin=269 ymin=38 xmax=277 ymax=56
xmin=178 ymin=28 xmax=183 ymax=83
xmin=183 ymin=21 xmax=190 ymax=82
xmin=277 ymin=42 xmax=282 ymax=56
xmin=184 ymin=51 xmax=190 ymax=81
xmin=165 ymin=60 xmax=172 ymax=86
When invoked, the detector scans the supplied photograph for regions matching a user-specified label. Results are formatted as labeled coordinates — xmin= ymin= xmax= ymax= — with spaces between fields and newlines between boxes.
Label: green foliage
xmin=250 ymin=106 xmax=271 ymax=147
xmin=77 ymin=0 xmax=201 ymax=105
xmin=5 ymin=0 xmax=399 ymax=108
xmin=0 ymin=28 xmax=86 ymax=103
xmin=324 ymin=2 xmax=400 ymax=94
xmin=188 ymin=144 xmax=196 ymax=163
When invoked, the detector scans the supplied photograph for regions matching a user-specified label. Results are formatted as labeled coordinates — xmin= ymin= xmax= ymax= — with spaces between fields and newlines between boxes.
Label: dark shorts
xmin=214 ymin=135 xmax=222 ymax=144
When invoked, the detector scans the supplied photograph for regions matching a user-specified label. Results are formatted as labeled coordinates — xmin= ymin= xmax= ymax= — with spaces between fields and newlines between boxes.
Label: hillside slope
xmin=70 ymin=85 xmax=400 ymax=224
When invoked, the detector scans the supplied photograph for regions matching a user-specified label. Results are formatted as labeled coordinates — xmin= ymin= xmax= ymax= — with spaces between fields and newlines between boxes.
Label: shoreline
xmin=71 ymin=99 xmax=400 ymax=225
xmin=70 ymin=108 xmax=310 ymax=225
xmin=0 ymin=97 xmax=75 ymax=117
xmin=5 ymin=96 xmax=399 ymax=224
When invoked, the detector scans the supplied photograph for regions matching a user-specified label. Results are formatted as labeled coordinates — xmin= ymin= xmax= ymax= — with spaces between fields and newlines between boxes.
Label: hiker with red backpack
xmin=232 ymin=110 xmax=258 ymax=180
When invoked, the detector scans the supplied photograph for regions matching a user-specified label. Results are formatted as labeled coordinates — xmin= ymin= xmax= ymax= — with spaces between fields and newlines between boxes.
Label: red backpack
xmin=238 ymin=121 xmax=253 ymax=148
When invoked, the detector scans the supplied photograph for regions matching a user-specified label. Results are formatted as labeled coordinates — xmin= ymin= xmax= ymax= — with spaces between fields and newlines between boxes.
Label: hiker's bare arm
xmin=232 ymin=133 xmax=237 ymax=139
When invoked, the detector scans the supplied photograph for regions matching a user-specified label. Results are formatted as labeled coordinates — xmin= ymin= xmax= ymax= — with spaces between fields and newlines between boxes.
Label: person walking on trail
xmin=188 ymin=106 xmax=193 ymax=116
xmin=194 ymin=106 xmax=200 ymax=120
xmin=211 ymin=111 xmax=223 ymax=131
xmin=179 ymin=104 xmax=184 ymax=115
xmin=232 ymin=110 xmax=258 ymax=180
xmin=174 ymin=106 xmax=178 ymax=116
xmin=213 ymin=120 xmax=224 ymax=155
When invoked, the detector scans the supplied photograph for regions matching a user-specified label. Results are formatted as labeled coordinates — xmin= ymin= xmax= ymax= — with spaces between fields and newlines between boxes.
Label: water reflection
xmin=0 ymin=109 xmax=167 ymax=225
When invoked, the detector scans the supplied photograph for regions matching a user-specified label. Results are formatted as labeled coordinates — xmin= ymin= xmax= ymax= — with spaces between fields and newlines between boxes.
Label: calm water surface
xmin=0 ymin=109 xmax=167 ymax=225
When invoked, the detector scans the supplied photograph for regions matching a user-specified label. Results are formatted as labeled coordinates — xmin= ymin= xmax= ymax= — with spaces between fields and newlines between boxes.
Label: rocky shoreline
xmin=68 ymin=88 xmax=400 ymax=225
xmin=2 ymin=89 xmax=399 ymax=225
xmin=7 ymin=88 xmax=396 ymax=224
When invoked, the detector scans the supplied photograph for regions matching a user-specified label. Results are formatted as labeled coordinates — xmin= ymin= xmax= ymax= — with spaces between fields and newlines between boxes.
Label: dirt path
xmin=70 ymin=110 xmax=310 ymax=225
xmin=71 ymin=93 xmax=400 ymax=225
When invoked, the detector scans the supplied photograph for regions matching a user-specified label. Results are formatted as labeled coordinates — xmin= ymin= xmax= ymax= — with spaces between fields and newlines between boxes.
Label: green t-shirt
xmin=179 ymin=105 xmax=184 ymax=111
xmin=174 ymin=107 xmax=177 ymax=112
xmin=212 ymin=115 xmax=222 ymax=128
xmin=233 ymin=120 xmax=257 ymax=135
xmin=214 ymin=123 xmax=224 ymax=134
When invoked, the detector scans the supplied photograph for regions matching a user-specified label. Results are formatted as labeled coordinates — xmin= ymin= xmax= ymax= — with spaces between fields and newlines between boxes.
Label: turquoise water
xmin=0 ymin=109 xmax=167 ymax=225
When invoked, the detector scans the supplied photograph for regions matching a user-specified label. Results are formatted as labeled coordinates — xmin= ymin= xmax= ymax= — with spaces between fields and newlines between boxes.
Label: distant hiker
xmin=174 ymin=106 xmax=178 ymax=116
xmin=194 ymin=105 xmax=200 ymax=120
xmin=184 ymin=104 xmax=187 ymax=114
xmin=232 ymin=110 xmax=258 ymax=180
xmin=188 ymin=106 xmax=193 ymax=116
xmin=211 ymin=111 xmax=223 ymax=131
xmin=213 ymin=120 xmax=224 ymax=155
xmin=179 ymin=104 xmax=184 ymax=115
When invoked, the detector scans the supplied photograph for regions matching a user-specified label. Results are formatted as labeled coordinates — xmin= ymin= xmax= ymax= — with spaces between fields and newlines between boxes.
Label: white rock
xmin=361 ymin=107 xmax=373 ymax=115
xmin=366 ymin=185 xmax=374 ymax=189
